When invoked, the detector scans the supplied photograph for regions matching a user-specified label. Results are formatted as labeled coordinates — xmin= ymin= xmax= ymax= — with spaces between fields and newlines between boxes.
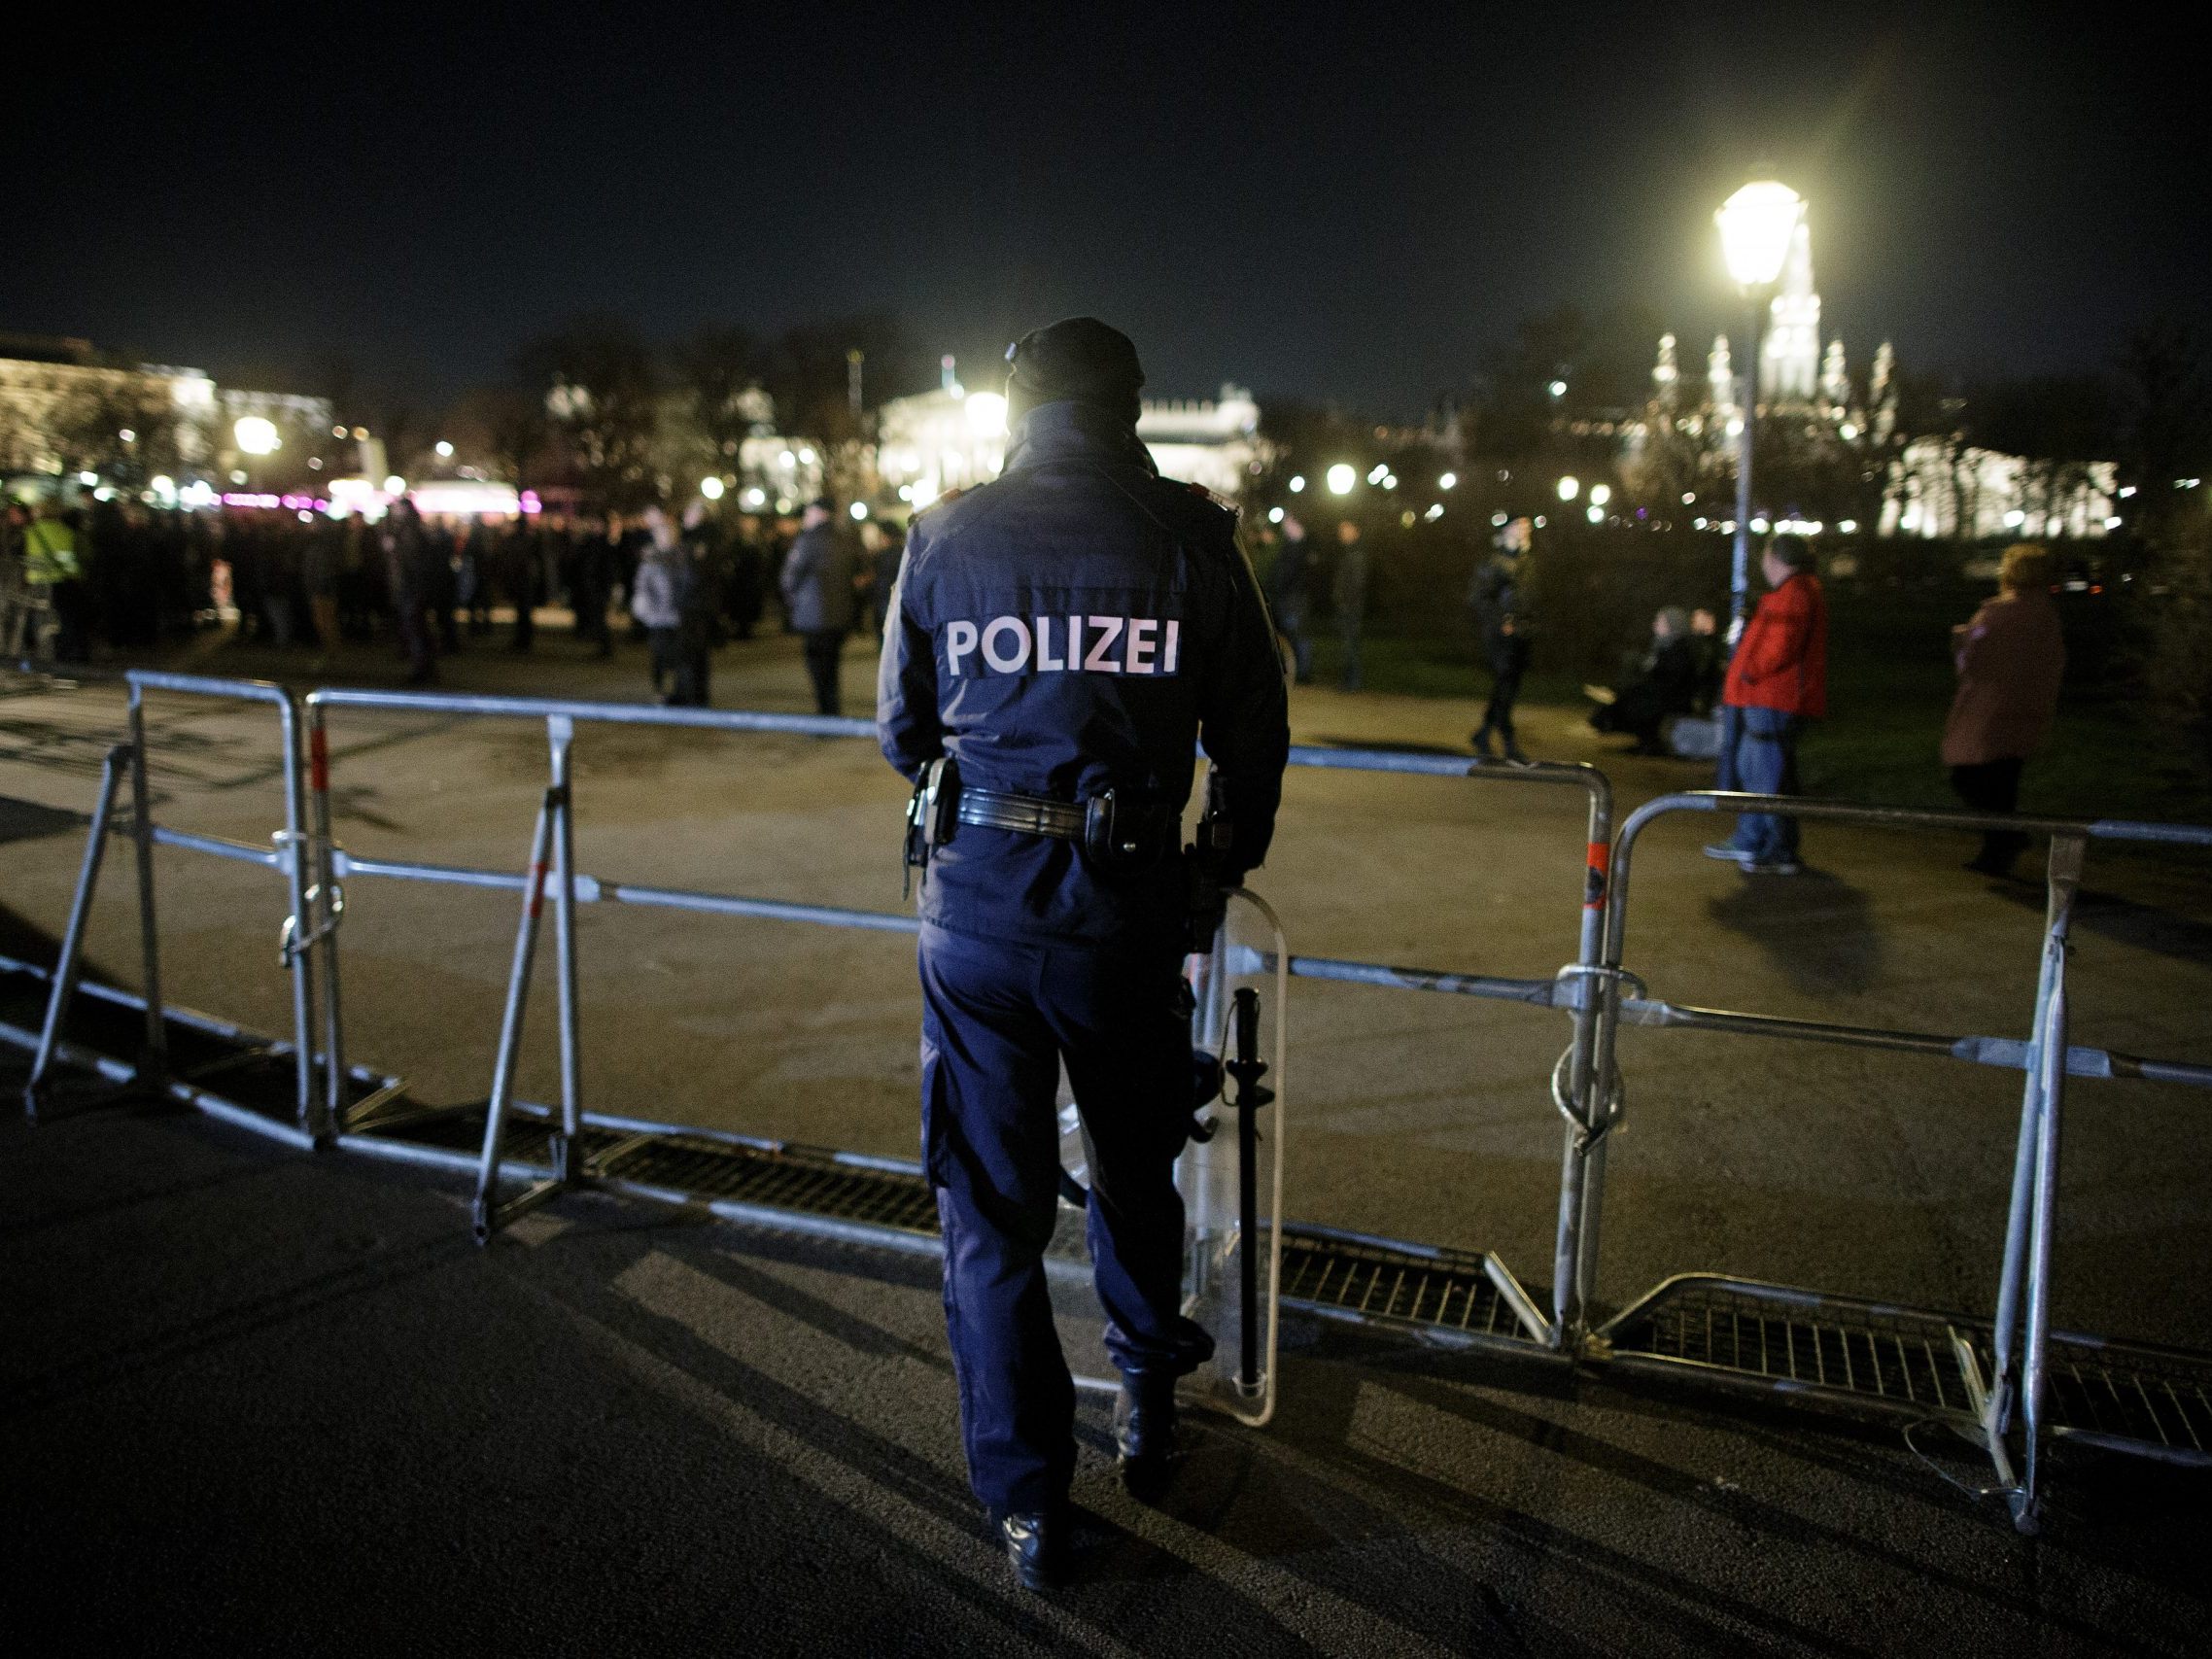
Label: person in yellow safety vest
xmin=22 ymin=505 xmax=89 ymax=661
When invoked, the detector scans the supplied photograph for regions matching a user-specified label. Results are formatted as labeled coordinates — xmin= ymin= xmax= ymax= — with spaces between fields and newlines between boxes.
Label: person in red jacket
xmin=1706 ymin=535 xmax=1827 ymax=874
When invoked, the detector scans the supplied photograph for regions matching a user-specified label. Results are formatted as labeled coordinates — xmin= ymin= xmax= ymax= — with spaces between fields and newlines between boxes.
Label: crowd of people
xmin=1 ymin=493 xmax=905 ymax=715
xmin=1 ymin=488 xmax=2071 ymax=880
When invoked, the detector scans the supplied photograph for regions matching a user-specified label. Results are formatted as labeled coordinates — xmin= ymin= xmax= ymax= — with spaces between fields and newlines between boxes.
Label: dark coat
xmin=877 ymin=400 xmax=1289 ymax=950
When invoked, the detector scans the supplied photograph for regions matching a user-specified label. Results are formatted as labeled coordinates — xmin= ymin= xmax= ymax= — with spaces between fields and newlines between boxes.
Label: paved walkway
xmin=5 ymin=1061 xmax=2204 ymax=1656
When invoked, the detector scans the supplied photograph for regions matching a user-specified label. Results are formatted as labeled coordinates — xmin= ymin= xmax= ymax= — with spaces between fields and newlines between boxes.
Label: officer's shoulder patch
xmin=1173 ymin=479 xmax=1239 ymax=524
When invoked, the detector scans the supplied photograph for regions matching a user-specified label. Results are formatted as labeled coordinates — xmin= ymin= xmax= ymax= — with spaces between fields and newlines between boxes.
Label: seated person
xmin=1587 ymin=606 xmax=1700 ymax=754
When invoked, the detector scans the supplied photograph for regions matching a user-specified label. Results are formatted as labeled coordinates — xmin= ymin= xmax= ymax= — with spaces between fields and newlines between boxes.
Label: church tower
xmin=1819 ymin=338 xmax=1849 ymax=415
xmin=1760 ymin=220 xmax=1820 ymax=403
xmin=1709 ymin=333 xmax=1737 ymax=427
xmin=1869 ymin=341 xmax=1898 ymax=444
xmin=1652 ymin=332 xmax=1679 ymax=411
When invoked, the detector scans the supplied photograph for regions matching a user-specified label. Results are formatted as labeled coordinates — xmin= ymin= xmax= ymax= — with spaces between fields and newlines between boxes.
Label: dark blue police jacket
xmin=877 ymin=399 xmax=1290 ymax=950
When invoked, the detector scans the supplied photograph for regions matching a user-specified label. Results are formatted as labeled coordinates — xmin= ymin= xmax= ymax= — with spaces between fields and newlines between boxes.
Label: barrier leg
xmin=23 ymin=743 xmax=128 ymax=1120
xmin=546 ymin=715 xmax=582 ymax=1182
xmin=1552 ymin=789 xmax=1615 ymax=1349
xmin=1985 ymin=834 xmax=2079 ymax=1457
xmin=303 ymin=700 xmax=350 ymax=1128
xmin=472 ymin=790 xmax=557 ymax=1243
xmin=124 ymin=684 xmax=167 ymax=1082
xmin=272 ymin=695 xmax=322 ymax=1139
xmin=2012 ymin=832 xmax=2083 ymax=1534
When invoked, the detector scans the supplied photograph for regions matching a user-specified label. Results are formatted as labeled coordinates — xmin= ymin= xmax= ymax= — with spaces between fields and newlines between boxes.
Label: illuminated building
xmin=0 ymin=333 xmax=335 ymax=494
xmin=876 ymin=359 xmax=1267 ymax=510
xmin=1623 ymin=224 xmax=2117 ymax=538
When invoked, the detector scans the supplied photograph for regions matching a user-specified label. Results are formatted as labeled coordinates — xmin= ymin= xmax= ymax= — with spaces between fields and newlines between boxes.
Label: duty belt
xmin=955 ymin=787 xmax=1088 ymax=840
xmin=955 ymin=783 xmax=1177 ymax=871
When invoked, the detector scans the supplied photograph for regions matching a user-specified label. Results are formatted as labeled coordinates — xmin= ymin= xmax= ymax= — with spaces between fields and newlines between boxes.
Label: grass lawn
xmin=1306 ymin=605 xmax=2211 ymax=828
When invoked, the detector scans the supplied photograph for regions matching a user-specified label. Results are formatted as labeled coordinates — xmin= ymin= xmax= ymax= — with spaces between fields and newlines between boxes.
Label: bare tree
xmin=513 ymin=314 xmax=661 ymax=510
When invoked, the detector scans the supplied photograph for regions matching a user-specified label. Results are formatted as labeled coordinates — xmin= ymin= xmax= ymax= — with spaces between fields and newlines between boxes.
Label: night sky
xmin=17 ymin=3 xmax=2205 ymax=414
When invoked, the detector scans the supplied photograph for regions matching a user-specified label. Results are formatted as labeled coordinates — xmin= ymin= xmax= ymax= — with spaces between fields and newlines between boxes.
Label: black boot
xmin=1469 ymin=724 xmax=1497 ymax=759
xmin=1115 ymin=1376 xmax=1180 ymax=1502
xmin=994 ymin=1508 xmax=1071 ymax=1591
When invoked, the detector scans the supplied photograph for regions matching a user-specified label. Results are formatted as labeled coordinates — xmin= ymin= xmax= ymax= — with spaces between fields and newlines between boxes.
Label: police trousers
xmin=918 ymin=922 xmax=1214 ymax=1515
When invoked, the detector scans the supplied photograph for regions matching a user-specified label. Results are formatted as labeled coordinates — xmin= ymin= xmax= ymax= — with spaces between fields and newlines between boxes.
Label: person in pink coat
xmin=1942 ymin=542 xmax=2065 ymax=877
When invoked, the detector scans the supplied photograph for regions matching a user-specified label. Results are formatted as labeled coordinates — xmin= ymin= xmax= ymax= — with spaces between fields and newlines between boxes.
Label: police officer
xmin=877 ymin=318 xmax=1289 ymax=1590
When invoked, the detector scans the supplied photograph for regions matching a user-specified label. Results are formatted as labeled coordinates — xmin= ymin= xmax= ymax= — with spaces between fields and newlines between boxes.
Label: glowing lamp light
xmin=1326 ymin=463 xmax=1357 ymax=496
xmin=1556 ymin=475 xmax=1579 ymax=501
xmin=1749 ymin=517 xmax=1771 ymax=534
xmin=1839 ymin=519 xmax=1858 ymax=535
xmin=1715 ymin=180 xmax=1805 ymax=289
xmin=2104 ymin=515 xmax=2123 ymax=530
xmin=797 ymin=447 xmax=817 ymax=466
xmin=743 ymin=487 xmax=768 ymax=508
xmin=2004 ymin=508 xmax=2025 ymax=528
xmin=1585 ymin=504 xmax=1604 ymax=524
xmin=849 ymin=501 xmax=869 ymax=521
xmin=1491 ymin=512 xmax=1507 ymax=527
xmin=1839 ymin=423 xmax=1859 ymax=441
xmin=434 ymin=440 xmax=455 ymax=459
xmin=78 ymin=470 xmax=99 ymax=486
xmin=1588 ymin=483 xmax=1612 ymax=506
xmin=700 ymin=476 xmax=726 ymax=501
xmin=1366 ymin=464 xmax=1389 ymax=484
xmin=233 ymin=415 xmax=282 ymax=456
xmin=119 ymin=428 xmax=136 ymax=443
xmin=1425 ymin=503 xmax=1444 ymax=521
xmin=1682 ymin=492 xmax=1698 ymax=504
xmin=1288 ymin=474 xmax=1305 ymax=494
xmin=382 ymin=474 xmax=406 ymax=493
xmin=1267 ymin=505 xmax=1285 ymax=524
xmin=965 ymin=391 xmax=1008 ymax=435
xmin=1547 ymin=379 xmax=1568 ymax=398
xmin=1438 ymin=472 xmax=1457 ymax=490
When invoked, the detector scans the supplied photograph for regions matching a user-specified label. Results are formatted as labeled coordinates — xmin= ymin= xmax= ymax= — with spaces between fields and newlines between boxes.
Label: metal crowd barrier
xmin=1593 ymin=791 xmax=2212 ymax=1529
xmin=12 ymin=670 xmax=2212 ymax=1532
xmin=21 ymin=669 xmax=323 ymax=1143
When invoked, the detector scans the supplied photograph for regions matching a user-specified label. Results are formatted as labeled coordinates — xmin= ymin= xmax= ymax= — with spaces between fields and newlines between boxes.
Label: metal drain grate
xmin=1604 ymin=1276 xmax=2212 ymax=1465
xmin=1604 ymin=1276 xmax=1981 ymax=1417
xmin=1278 ymin=1231 xmax=1538 ymax=1345
xmin=607 ymin=1134 xmax=941 ymax=1235
xmin=2043 ymin=1338 xmax=2212 ymax=1459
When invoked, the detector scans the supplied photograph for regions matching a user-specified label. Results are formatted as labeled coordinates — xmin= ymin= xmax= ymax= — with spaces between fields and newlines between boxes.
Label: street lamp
xmin=233 ymin=415 xmax=282 ymax=457
xmin=1325 ymin=463 xmax=1357 ymax=496
xmin=1713 ymin=178 xmax=1804 ymax=630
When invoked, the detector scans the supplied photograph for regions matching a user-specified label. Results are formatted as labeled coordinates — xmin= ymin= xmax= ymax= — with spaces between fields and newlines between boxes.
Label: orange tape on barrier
xmin=1583 ymin=840 xmax=1607 ymax=909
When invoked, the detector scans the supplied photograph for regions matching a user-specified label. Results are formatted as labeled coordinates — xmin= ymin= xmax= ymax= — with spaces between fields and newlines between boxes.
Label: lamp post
xmin=1713 ymin=180 xmax=1804 ymax=629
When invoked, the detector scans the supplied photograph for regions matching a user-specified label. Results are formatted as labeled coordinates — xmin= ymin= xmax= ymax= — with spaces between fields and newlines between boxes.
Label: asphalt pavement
xmin=3 ymin=629 xmax=2210 ymax=1653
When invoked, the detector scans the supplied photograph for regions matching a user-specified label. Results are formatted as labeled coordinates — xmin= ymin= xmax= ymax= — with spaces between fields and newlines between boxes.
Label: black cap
xmin=1005 ymin=317 xmax=1145 ymax=428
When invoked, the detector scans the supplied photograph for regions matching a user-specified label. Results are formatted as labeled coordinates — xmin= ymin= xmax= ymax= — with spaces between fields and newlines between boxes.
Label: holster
xmin=1081 ymin=787 xmax=1178 ymax=875
xmin=902 ymin=756 xmax=958 ymax=897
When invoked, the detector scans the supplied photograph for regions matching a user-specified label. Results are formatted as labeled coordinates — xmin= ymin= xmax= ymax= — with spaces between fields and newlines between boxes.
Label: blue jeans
xmin=918 ymin=924 xmax=1213 ymax=1515
xmin=1726 ymin=707 xmax=1803 ymax=861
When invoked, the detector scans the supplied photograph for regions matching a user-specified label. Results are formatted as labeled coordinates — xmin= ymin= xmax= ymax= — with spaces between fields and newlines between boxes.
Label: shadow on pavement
xmin=1704 ymin=867 xmax=1884 ymax=995
xmin=1990 ymin=879 xmax=2212 ymax=968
